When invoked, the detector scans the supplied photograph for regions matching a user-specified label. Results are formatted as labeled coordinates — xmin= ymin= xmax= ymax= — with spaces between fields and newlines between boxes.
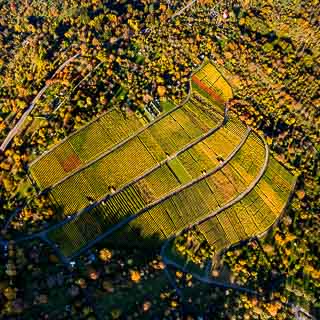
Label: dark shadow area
xmin=100 ymin=224 xmax=164 ymax=252
xmin=27 ymin=16 xmax=45 ymax=28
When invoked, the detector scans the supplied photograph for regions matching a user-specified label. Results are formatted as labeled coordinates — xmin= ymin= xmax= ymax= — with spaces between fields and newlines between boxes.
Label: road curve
xmin=171 ymin=0 xmax=198 ymax=20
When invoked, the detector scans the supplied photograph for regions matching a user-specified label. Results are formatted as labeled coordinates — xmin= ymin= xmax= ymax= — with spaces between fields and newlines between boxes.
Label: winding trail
xmin=65 ymin=125 xmax=250 ymax=261
xmin=157 ymin=134 xmax=292 ymax=305
xmin=0 ymin=53 xmax=80 ymax=152
xmin=9 ymin=58 xmax=272 ymax=279
xmin=171 ymin=0 xmax=198 ymax=20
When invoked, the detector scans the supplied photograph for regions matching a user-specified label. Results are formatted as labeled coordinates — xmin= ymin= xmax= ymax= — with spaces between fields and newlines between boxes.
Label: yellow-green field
xmin=28 ymin=61 xmax=296 ymax=262
xmin=197 ymin=156 xmax=296 ymax=252
xmin=48 ymin=129 xmax=268 ymax=257
xmin=48 ymin=98 xmax=224 ymax=216
xmin=29 ymin=109 xmax=143 ymax=190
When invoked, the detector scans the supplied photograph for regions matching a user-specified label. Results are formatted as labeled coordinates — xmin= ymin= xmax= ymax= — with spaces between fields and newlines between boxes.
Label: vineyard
xmin=47 ymin=122 xmax=251 ymax=256
xmin=29 ymin=108 xmax=142 ymax=190
xmin=1 ymin=1 xmax=318 ymax=317
xmin=47 ymin=129 xmax=268 ymax=258
xmin=27 ymin=61 xmax=296 ymax=264
xmin=47 ymin=98 xmax=225 ymax=216
xmin=197 ymin=156 xmax=296 ymax=253
xmin=191 ymin=61 xmax=233 ymax=106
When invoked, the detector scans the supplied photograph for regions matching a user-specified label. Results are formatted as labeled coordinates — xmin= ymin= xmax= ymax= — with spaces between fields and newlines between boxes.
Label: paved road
xmin=0 ymin=53 xmax=80 ymax=152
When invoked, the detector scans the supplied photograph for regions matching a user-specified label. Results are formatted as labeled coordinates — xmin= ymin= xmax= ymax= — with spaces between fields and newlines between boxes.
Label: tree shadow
xmin=100 ymin=224 xmax=164 ymax=252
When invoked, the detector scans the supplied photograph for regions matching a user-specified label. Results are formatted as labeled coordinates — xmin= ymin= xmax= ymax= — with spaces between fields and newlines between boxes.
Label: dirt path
xmin=171 ymin=0 xmax=198 ymax=20
xmin=0 ymin=53 xmax=80 ymax=152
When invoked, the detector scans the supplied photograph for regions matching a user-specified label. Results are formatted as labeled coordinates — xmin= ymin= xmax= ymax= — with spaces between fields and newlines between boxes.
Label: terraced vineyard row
xmin=197 ymin=156 xmax=296 ymax=253
xmin=46 ymin=130 xmax=267 ymax=258
xmin=30 ymin=109 xmax=142 ymax=190
xmin=194 ymin=62 xmax=222 ymax=82
xmin=134 ymin=165 xmax=181 ymax=203
xmin=227 ymin=131 xmax=266 ymax=183
xmin=49 ymin=137 xmax=157 ymax=215
xmin=48 ymin=100 xmax=225 ymax=216
xmin=191 ymin=61 xmax=233 ymax=104
xmin=133 ymin=116 xmax=249 ymax=198
xmin=253 ymin=156 xmax=296 ymax=214
xmin=176 ymin=116 xmax=247 ymax=179
xmin=48 ymin=186 xmax=147 ymax=257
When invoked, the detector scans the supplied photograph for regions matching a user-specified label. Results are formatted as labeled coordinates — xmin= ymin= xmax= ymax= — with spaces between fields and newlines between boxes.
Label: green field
xmin=48 ymin=129 xmax=267 ymax=257
xmin=29 ymin=109 xmax=143 ymax=190
xmin=28 ymin=61 xmax=295 ymax=263
xmin=47 ymin=98 xmax=225 ymax=216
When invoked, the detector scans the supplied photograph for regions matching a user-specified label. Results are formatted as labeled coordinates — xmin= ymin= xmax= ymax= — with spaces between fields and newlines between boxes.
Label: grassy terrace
xmin=48 ymin=97 xmax=224 ymax=215
xmin=29 ymin=108 xmax=143 ymax=190
xmin=28 ymin=61 xmax=296 ymax=264
xmin=47 ymin=117 xmax=252 ymax=257
xmin=197 ymin=156 xmax=296 ymax=253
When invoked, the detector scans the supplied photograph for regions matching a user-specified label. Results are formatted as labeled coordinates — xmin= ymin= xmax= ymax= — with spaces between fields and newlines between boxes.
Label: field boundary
xmin=13 ymin=122 xmax=251 ymax=259
xmin=15 ymin=107 xmax=227 ymax=242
